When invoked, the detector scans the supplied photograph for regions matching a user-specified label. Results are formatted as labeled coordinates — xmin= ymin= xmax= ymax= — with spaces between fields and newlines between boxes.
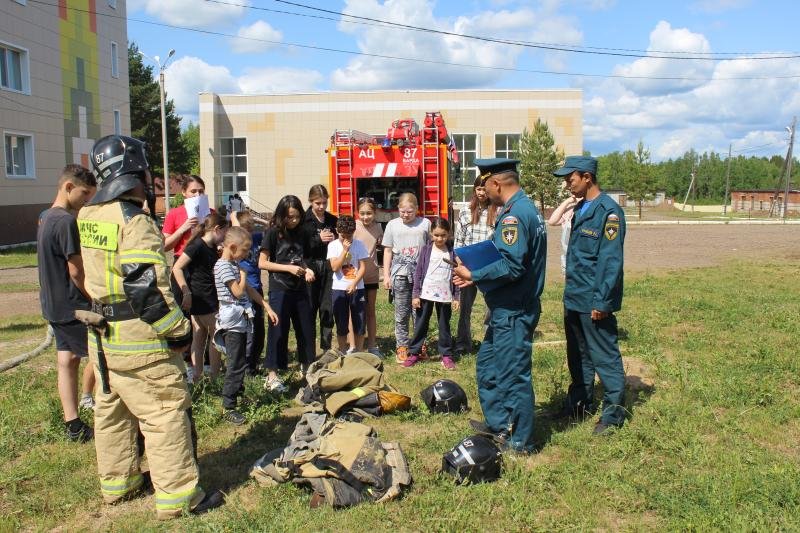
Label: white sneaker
xmin=185 ymin=367 xmax=195 ymax=385
xmin=346 ymin=346 xmax=355 ymax=355
xmin=367 ymin=346 xmax=383 ymax=358
xmin=78 ymin=395 xmax=95 ymax=410
xmin=264 ymin=376 xmax=287 ymax=393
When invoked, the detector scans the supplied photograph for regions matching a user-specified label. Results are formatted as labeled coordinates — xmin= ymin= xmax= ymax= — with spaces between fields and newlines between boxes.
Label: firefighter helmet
xmin=420 ymin=379 xmax=468 ymax=414
xmin=441 ymin=434 xmax=502 ymax=484
xmin=89 ymin=135 xmax=150 ymax=205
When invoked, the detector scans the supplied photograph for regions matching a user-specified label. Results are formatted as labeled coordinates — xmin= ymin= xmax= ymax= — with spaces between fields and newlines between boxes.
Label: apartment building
xmin=1 ymin=0 xmax=130 ymax=245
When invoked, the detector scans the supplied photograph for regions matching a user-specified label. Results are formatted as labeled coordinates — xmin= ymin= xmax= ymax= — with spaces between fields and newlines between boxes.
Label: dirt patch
xmin=624 ymin=356 xmax=655 ymax=392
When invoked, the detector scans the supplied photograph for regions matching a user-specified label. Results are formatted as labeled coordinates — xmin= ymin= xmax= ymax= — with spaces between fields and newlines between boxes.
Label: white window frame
xmin=218 ymin=137 xmax=248 ymax=205
xmin=0 ymin=40 xmax=31 ymax=94
xmin=4 ymin=131 xmax=36 ymax=179
xmin=110 ymin=41 xmax=119 ymax=78
xmin=113 ymin=109 xmax=121 ymax=135
xmin=451 ymin=133 xmax=480 ymax=203
xmin=494 ymin=133 xmax=520 ymax=159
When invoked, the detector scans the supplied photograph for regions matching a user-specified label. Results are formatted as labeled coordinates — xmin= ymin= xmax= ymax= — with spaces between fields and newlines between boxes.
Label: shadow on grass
xmin=535 ymin=376 xmax=656 ymax=449
xmin=0 ymin=321 xmax=44 ymax=333
xmin=198 ymin=413 xmax=301 ymax=494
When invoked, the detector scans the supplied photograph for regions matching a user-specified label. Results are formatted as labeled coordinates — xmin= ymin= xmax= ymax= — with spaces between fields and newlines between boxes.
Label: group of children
xmin=168 ymin=178 xmax=471 ymax=424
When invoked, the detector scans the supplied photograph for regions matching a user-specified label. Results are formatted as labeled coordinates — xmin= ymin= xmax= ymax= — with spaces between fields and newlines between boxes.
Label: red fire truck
xmin=327 ymin=111 xmax=459 ymax=224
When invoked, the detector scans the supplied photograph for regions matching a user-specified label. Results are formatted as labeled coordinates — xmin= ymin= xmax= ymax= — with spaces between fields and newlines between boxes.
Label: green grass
xmin=0 ymin=245 xmax=37 ymax=269
xmin=1 ymin=261 xmax=799 ymax=530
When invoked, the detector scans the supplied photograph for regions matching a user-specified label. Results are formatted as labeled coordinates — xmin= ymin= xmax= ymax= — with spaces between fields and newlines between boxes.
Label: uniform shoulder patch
xmin=607 ymin=213 xmax=620 ymax=222
xmin=604 ymin=219 xmax=620 ymax=241
xmin=501 ymin=225 xmax=518 ymax=245
xmin=501 ymin=215 xmax=518 ymax=226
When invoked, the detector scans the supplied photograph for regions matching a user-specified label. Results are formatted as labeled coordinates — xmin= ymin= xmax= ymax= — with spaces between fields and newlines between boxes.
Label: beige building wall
xmin=199 ymin=90 xmax=582 ymax=213
xmin=0 ymin=0 xmax=130 ymax=245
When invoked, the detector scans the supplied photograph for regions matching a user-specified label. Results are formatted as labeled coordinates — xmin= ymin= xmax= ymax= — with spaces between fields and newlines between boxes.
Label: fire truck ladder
xmin=332 ymin=129 xmax=374 ymax=215
xmin=421 ymin=113 xmax=441 ymax=216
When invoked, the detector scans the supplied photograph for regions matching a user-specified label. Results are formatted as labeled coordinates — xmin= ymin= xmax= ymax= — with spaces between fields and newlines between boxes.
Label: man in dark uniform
xmin=555 ymin=155 xmax=627 ymax=435
xmin=453 ymin=158 xmax=547 ymax=453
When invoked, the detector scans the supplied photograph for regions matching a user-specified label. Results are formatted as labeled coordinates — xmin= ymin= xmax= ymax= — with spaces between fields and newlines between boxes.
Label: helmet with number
xmin=441 ymin=434 xmax=502 ymax=484
xmin=89 ymin=135 xmax=149 ymax=205
xmin=420 ymin=379 xmax=468 ymax=414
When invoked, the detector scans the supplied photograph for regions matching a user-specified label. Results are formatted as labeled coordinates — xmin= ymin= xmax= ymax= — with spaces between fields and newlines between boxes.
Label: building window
xmin=219 ymin=138 xmax=247 ymax=202
xmin=107 ymin=0 xmax=117 ymax=8
xmin=4 ymin=132 xmax=35 ymax=178
xmin=113 ymin=109 xmax=121 ymax=135
xmin=451 ymin=134 xmax=478 ymax=203
xmin=110 ymin=41 xmax=119 ymax=78
xmin=495 ymin=133 xmax=520 ymax=159
xmin=0 ymin=41 xmax=30 ymax=93
xmin=13 ymin=0 xmax=27 ymax=5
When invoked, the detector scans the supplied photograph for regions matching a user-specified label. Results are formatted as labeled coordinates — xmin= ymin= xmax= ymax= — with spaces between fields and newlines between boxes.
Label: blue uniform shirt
xmin=471 ymin=189 xmax=547 ymax=312
xmin=564 ymin=193 xmax=625 ymax=313
xmin=240 ymin=231 xmax=263 ymax=292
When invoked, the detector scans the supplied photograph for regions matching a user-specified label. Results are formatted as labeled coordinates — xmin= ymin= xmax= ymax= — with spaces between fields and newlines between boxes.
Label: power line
xmin=27 ymin=0 xmax=800 ymax=82
xmin=207 ymin=0 xmax=800 ymax=61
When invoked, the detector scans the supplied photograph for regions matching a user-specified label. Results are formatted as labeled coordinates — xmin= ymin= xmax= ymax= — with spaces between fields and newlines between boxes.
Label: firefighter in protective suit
xmin=78 ymin=135 xmax=223 ymax=519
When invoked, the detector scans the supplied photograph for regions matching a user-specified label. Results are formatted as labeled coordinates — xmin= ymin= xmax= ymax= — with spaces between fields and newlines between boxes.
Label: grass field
xmin=1 ymin=260 xmax=799 ymax=531
xmin=0 ymin=245 xmax=37 ymax=269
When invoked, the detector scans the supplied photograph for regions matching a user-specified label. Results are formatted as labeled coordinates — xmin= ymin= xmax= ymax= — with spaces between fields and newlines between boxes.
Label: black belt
xmin=91 ymin=300 xmax=137 ymax=322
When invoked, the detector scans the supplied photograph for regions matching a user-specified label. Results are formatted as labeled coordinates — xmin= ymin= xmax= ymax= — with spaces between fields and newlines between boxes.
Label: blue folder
xmin=454 ymin=240 xmax=503 ymax=271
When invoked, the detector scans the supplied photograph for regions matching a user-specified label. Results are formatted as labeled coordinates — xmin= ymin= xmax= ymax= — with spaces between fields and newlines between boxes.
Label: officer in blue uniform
xmin=555 ymin=156 xmax=626 ymax=435
xmin=453 ymin=158 xmax=547 ymax=453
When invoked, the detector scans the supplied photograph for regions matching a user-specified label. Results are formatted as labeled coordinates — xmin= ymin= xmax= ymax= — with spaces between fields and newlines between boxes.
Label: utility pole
xmin=723 ymin=144 xmax=732 ymax=215
xmin=682 ymin=168 xmax=696 ymax=211
xmin=783 ymin=116 xmax=796 ymax=220
xmin=159 ymin=68 xmax=170 ymax=214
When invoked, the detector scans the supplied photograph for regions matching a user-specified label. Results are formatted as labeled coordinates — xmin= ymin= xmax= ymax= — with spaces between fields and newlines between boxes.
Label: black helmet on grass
xmin=420 ymin=379 xmax=468 ymax=414
xmin=441 ymin=434 xmax=502 ymax=484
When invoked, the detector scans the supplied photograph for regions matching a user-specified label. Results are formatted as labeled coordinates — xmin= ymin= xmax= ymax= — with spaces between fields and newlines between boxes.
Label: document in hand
xmin=183 ymin=194 xmax=210 ymax=222
xmin=453 ymin=240 xmax=503 ymax=271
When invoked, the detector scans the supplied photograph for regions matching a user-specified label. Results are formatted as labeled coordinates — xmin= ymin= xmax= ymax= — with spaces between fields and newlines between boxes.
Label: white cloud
xmin=237 ymin=67 xmax=324 ymax=94
xmin=330 ymin=0 xmax=582 ymax=90
xmin=163 ymin=57 xmax=323 ymax=123
xmin=613 ymin=21 xmax=715 ymax=96
xmin=230 ymin=20 xmax=283 ymax=54
xmin=130 ymin=0 xmax=248 ymax=29
xmin=582 ymin=18 xmax=800 ymax=159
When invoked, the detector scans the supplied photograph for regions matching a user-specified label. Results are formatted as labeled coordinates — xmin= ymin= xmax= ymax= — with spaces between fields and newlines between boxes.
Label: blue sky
xmin=127 ymin=0 xmax=800 ymax=160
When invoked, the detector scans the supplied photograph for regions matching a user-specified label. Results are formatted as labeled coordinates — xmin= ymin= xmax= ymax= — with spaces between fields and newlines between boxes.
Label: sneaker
xmin=264 ymin=376 xmax=287 ymax=393
xmin=224 ymin=409 xmax=246 ymax=426
xmin=593 ymin=422 xmax=620 ymax=436
xmin=185 ymin=367 xmax=195 ymax=385
xmin=66 ymin=420 xmax=94 ymax=443
xmin=367 ymin=346 xmax=383 ymax=358
xmin=346 ymin=346 xmax=355 ymax=355
xmin=78 ymin=394 xmax=96 ymax=410
xmin=441 ymin=356 xmax=456 ymax=370
xmin=402 ymin=354 xmax=421 ymax=368
xmin=395 ymin=346 xmax=409 ymax=364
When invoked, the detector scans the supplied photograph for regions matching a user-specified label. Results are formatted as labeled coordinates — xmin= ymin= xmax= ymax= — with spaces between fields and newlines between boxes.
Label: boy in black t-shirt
xmin=37 ymin=164 xmax=97 ymax=443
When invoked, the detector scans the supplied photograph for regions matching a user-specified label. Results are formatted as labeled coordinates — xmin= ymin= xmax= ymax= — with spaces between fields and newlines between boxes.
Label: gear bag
xmin=250 ymin=410 xmax=412 ymax=508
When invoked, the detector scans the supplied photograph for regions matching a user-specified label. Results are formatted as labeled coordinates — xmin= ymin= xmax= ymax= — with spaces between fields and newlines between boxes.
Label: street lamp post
xmin=140 ymin=49 xmax=175 ymax=214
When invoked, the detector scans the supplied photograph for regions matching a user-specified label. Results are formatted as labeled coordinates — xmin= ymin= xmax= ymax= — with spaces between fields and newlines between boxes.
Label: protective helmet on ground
xmin=89 ymin=135 xmax=149 ymax=205
xmin=420 ymin=379 xmax=468 ymax=414
xmin=212 ymin=329 xmax=227 ymax=356
xmin=441 ymin=434 xmax=502 ymax=484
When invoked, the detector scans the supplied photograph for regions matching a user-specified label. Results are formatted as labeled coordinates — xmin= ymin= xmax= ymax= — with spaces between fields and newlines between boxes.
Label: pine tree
xmin=624 ymin=140 xmax=656 ymax=219
xmin=128 ymin=42 xmax=190 ymax=178
xmin=518 ymin=119 xmax=564 ymax=212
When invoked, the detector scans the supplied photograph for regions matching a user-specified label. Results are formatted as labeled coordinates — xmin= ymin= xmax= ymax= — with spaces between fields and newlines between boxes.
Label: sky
xmin=126 ymin=0 xmax=800 ymax=161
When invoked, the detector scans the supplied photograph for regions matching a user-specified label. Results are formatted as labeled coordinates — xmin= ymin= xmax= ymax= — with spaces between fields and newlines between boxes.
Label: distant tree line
xmin=595 ymin=149 xmax=799 ymax=204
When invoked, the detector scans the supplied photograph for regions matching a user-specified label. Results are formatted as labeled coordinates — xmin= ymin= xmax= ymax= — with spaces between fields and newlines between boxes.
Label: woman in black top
xmin=172 ymin=212 xmax=228 ymax=380
xmin=303 ymin=184 xmax=338 ymax=353
xmin=259 ymin=195 xmax=316 ymax=392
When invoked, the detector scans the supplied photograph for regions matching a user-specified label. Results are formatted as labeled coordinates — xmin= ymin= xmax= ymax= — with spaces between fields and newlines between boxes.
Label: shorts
xmin=51 ymin=320 xmax=89 ymax=357
xmin=331 ymin=288 xmax=366 ymax=336
xmin=363 ymin=282 xmax=379 ymax=291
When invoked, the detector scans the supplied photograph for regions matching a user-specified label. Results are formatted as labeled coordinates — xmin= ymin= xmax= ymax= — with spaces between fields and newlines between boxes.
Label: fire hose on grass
xmin=0 ymin=325 xmax=54 ymax=373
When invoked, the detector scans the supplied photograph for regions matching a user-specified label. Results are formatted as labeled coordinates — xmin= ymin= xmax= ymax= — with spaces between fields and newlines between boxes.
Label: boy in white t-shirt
xmin=327 ymin=215 xmax=368 ymax=352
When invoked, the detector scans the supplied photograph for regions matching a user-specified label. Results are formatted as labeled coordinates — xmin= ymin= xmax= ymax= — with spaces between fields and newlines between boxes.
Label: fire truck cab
xmin=327 ymin=111 xmax=458 ymax=224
